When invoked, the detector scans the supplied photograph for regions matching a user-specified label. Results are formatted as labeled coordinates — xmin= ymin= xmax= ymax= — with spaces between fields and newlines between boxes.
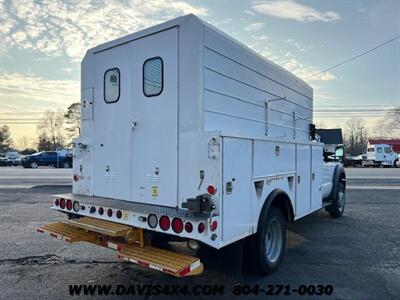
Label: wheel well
xmin=270 ymin=192 xmax=294 ymax=223
xmin=257 ymin=189 xmax=294 ymax=232
xmin=339 ymin=170 xmax=346 ymax=187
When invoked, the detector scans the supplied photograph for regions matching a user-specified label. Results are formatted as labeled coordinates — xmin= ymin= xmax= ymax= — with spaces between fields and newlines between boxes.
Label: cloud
xmin=1 ymin=0 xmax=208 ymax=62
xmin=0 ymin=72 xmax=80 ymax=111
xmin=245 ymin=22 xmax=265 ymax=31
xmin=252 ymin=0 xmax=340 ymax=22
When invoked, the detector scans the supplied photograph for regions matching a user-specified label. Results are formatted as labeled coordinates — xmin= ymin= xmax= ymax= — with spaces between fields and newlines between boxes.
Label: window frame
xmin=103 ymin=67 xmax=121 ymax=104
xmin=142 ymin=56 xmax=164 ymax=97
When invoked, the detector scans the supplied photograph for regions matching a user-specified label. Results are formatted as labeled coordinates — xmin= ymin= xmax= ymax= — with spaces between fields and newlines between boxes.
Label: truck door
xmin=93 ymin=44 xmax=131 ymax=200
xmin=130 ymin=28 xmax=178 ymax=207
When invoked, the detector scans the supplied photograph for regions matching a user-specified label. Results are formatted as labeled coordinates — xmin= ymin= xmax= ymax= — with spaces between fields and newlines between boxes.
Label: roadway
xmin=0 ymin=166 xmax=399 ymax=299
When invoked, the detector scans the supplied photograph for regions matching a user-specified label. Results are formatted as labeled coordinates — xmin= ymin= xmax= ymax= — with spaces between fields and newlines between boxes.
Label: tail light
xmin=66 ymin=199 xmax=72 ymax=211
xmin=54 ymin=199 xmax=59 ymax=206
xmin=159 ymin=216 xmax=170 ymax=231
xmin=98 ymin=207 xmax=104 ymax=215
xmin=60 ymin=198 xmax=65 ymax=209
xmin=107 ymin=208 xmax=113 ymax=217
xmin=73 ymin=174 xmax=78 ymax=181
xmin=172 ymin=218 xmax=183 ymax=233
xmin=147 ymin=214 xmax=158 ymax=228
xmin=184 ymin=222 xmax=193 ymax=233
xmin=116 ymin=210 xmax=122 ymax=219
xmin=210 ymin=220 xmax=218 ymax=232
xmin=207 ymin=185 xmax=217 ymax=195
xmin=198 ymin=222 xmax=205 ymax=233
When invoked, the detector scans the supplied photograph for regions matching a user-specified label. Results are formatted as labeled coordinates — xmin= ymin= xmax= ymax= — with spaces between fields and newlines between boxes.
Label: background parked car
xmin=21 ymin=151 xmax=72 ymax=168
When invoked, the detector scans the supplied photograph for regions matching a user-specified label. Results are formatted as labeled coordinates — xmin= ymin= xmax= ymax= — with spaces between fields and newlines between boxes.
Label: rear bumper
xmin=51 ymin=193 xmax=221 ymax=248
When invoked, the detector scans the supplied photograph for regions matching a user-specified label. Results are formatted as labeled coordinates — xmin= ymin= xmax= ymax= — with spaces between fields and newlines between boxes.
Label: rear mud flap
xmin=37 ymin=217 xmax=203 ymax=277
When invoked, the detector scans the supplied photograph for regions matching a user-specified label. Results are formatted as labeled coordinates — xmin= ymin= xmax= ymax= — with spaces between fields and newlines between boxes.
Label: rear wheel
xmin=394 ymin=159 xmax=399 ymax=168
xmin=328 ymin=182 xmax=345 ymax=218
xmin=62 ymin=161 xmax=70 ymax=168
xmin=248 ymin=207 xmax=286 ymax=275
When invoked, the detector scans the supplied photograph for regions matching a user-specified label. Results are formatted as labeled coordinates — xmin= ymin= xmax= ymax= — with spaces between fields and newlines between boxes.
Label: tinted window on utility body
xmin=104 ymin=68 xmax=120 ymax=103
xmin=143 ymin=57 xmax=163 ymax=97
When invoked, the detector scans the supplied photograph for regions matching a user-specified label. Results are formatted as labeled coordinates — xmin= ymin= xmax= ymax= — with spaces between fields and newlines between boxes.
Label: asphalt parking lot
xmin=0 ymin=167 xmax=399 ymax=299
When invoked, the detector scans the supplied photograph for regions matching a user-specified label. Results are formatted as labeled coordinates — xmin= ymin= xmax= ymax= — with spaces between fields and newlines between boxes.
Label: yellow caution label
xmin=151 ymin=186 xmax=158 ymax=197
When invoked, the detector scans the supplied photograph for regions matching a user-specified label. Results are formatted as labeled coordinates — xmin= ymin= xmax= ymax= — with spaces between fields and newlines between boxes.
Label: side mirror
xmin=335 ymin=147 xmax=344 ymax=157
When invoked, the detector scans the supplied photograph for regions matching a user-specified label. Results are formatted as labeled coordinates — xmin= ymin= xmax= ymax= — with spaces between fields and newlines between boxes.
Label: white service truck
xmin=364 ymin=143 xmax=399 ymax=167
xmin=38 ymin=15 xmax=346 ymax=277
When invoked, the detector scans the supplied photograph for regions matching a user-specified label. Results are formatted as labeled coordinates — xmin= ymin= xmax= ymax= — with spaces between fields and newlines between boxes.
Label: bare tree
xmin=37 ymin=110 xmax=65 ymax=150
xmin=387 ymin=106 xmax=400 ymax=135
xmin=343 ymin=118 xmax=368 ymax=155
xmin=64 ymin=102 xmax=81 ymax=139
xmin=0 ymin=125 xmax=13 ymax=153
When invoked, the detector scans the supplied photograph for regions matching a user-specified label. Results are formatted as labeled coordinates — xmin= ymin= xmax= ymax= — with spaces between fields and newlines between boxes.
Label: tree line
xmin=0 ymin=102 xmax=80 ymax=154
xmin=1 ymin=104 xmax=399 ymax=156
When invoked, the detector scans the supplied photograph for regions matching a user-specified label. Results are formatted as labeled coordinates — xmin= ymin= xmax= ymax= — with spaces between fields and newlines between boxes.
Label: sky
xmin=0 ymin=0 xmax=399 ymax=149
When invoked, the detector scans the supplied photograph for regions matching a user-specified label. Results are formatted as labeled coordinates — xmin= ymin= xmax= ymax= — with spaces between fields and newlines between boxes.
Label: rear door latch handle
xmin=131 ymin=121 xmax=137 ymax=131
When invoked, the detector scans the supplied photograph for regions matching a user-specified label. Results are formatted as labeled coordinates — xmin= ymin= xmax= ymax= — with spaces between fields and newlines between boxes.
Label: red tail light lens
xmin=73 ymin=174 xmax=78 ymax=181
xmin=210 ymin=220 xmax=218 ymax=232
xmin=198 ymin=222 xmax=205 ymax=233
xmin=54 ymin=199 xmax=59 ymax=206
xmin=207 ymin=185 xmax=217 ymax=195
xmin=172 ymin=218 xmax=183 ymax=233
xmin=60 ymin=198 xmax=65 ymax=209
xmin=184 ymin=222 xmax=193 ymax=233
xmin=116 ymin=210 xmax=122 ymax=219
xmin=98 ymin=207 xmax=104 ymax=215
xmin=66 ymin=199 xmax=72 ymax=210
xmin=107 ymin=208 xmax=113 ymax=217
xmin=159 ymin=216 xmax=170 ymax=231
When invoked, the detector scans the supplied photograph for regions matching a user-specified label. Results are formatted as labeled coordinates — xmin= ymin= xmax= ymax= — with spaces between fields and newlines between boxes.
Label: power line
xmin=305 ymin=34 xmax=400 ymax=80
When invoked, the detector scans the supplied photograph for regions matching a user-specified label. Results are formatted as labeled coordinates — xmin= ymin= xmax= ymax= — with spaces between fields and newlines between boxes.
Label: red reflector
xmin=73 ymin=174 xmax=78 ymax=181
xmin=66 ymin=199 xmax=72 ymax=210
xmin=98 ymin=207 xmax=104 ymax=215
xmin=185 ymin=222 xmax=193 ymax=233
xmin=172 ymin=218 xmax=183 ymax=233
xmin=107 ymin=208 xmax=113 ymax=217
xmin=210 ymin=220 xmax=218 ymax=232
xmin=207 ymin=185 xmax=217 ymax=195
xmin=159 ymin=216 xmax=170 ymax=231
xmin=198 ymin=223 xmax=205 ymax=233
xmin=54 ymin=199 xmax=59 ymax=206
xmin=116 ymin=210 xmax=122 ymax=219
xmin=60 ymin=198 xmax=65 ymax=209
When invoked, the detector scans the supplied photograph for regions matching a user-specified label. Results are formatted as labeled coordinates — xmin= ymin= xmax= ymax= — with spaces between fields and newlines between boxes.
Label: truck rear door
xmin=93 ymin=44 xmax=132 ymax=200
xmin=130 ymin=28 xmax=178 ymax=207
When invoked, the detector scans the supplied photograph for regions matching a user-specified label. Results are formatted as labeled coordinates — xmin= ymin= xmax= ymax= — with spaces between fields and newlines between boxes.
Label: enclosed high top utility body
xmin=38 ymin=14 xmax=346 ymax=277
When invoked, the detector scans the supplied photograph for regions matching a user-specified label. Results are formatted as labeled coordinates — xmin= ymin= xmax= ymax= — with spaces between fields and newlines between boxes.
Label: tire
xmin=62 ymin=161 xmax=70 ymax=169
xmin=394 ymin=159 xmax=399 ymax=168
xmin=328 ymin=182 xmax=345 ymax=218
xmin=248 ymin=207 xmax=286 ymax=275
xmin=30 ymin=161 xmax=38 ymax=169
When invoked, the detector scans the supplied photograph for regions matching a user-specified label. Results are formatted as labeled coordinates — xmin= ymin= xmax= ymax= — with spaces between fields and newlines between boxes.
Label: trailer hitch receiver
xmin=182 ymin=194 xmax=216 ymax=213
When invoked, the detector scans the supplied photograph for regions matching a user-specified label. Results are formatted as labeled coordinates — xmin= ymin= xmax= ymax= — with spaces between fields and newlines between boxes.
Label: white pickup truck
xmin=38 ymin=14 xmax=346 ymax=277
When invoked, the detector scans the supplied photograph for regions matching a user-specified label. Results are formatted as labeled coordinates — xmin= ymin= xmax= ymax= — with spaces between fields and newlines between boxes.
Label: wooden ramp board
xmin=117 ymin=243 xmax=203 ymax=277
xmin=37 ymin=222 xmax=100 ymax=243
xmin=64 ymin=217 xmax=132 ymax=237
xmin=37 ymin=220 xmax=203 ymax=277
